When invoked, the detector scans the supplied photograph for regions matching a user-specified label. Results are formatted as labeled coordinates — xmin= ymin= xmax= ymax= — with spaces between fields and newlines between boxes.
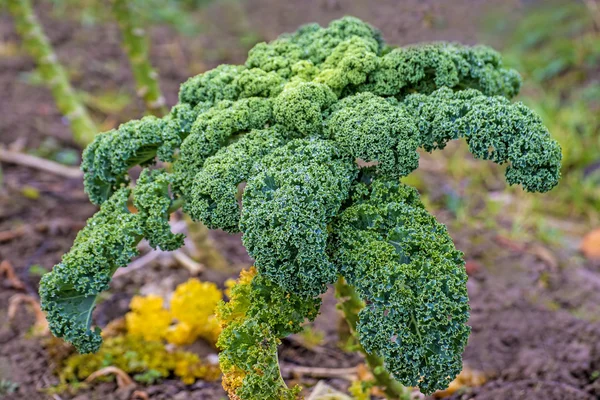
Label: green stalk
xmin=111 ymin=0 xmax=167 ymax=117
xmin=183 ymin=215 xmax=230 ymax=271
xmin=335 ymin=277 xmax=411 ymax=400
xmin=7 ymin=0 xmax=97 ymax=147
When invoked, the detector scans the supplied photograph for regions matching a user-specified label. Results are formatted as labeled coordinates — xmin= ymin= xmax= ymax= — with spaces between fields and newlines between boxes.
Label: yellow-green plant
xmin=126 ymin=278 xmax=222 ymax=345
xmin=61 ymin=335 xmax=221 ymax=385
xmin=61 ymin=278 xmax=223 ymax=385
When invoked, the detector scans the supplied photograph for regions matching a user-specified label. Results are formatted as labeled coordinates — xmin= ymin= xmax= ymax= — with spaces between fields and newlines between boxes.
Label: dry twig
xmin=173 ymin=249 xmax=204 ymax=275
xmin=85 ymin=366 xmax=135 ymax=389
xmin=0 ymin=147 xmax=83 ymax=179
xmin=0 ymin=260 xmax=26 ymax=290
xmin=280 ymin=365 xmax=357 ymax=381
xmin=131 ymin=391 xmax=149 ymax=400
xmin=113 ymin=249 xmax=165 ymax=278
xmin=8 ymin=293 xmax=49 ymax=335
xmin=0 ymin=220 xmax=85 ymax=244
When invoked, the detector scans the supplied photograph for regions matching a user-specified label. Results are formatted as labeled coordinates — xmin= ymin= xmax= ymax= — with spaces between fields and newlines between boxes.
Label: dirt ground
xmin=1 ymin=0 xmax=599 ymax=399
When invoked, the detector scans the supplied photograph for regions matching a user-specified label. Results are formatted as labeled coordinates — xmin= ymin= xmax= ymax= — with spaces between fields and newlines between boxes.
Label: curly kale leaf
xmin=217 ymin=268 xmax=321 ymax=400
xmin=285 ymin=16 xmax=384 ymax=65
xmin=246 ymin=16 xmax=382 ymax=81
xmin=331 ymin=178 xmax=470 ymax=395
xmin=273 ymin=82 xmax=337 ymax=137
xmin=403 ymin=87 xmax=562 ymax=192
xmin=246 ymin=39 xmax=305 ymax=79
xmin=175 ymin=97 xmax=274 ymax=197
xmin=82 ymin=105 xmax=195 ymax=205
xmin=186 ymin=127 xmax=287 ymax=232
xmin=178 ymin=64 xmax=285 ymax=107
xmin=40 ymin=175 xmax=183 ymax=353
xmin=178 ymin=64 xmax=246 ymax=107
xmin=314 ymin=36 xmax=380 ymax=94
xmin=326 ymin=92 xmax=420 ymax=177
xmin=241 ymin=139 xmax=358 ymax=298
xmin=354 ymin=42 xmax=521 ymax=98
xmin=133 ymin=169 xmax=185 ymax=251
xmin=40 ymin=189 xmax=142 ymax=353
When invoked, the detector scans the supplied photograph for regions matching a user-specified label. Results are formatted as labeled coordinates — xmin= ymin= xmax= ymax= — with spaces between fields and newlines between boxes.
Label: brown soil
xmin=1 ymin=1 xmax=599 ymax=399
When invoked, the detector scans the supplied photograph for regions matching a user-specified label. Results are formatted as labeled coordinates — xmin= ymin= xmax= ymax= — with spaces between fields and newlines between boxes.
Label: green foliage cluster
xmin=40 ymin=16 xmax=561 ymax=397
xmin=49 ymin=0 xmax=213 ymax=35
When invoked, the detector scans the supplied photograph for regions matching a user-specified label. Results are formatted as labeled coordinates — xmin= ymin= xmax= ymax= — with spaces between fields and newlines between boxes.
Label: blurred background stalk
xmin=111 ymin=0 xmax=167 ymax=117
xmin=7 ymin=0 xmax=97 ymax=147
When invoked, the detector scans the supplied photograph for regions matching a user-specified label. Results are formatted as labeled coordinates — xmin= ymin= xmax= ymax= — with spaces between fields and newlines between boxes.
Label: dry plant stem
xmin=280 ymin=365 xmax=357 ymax=381
xmin=0 ymin=260 xmax=26 ymax=290
xmin=172 ymin=249 xmax=205 ymax=275
xmin=111 ymin=0 xmax=167 ymax=116
xmin=7 ymin=0 xmax=96 ymax=147
xmin=583 ymin=0 xmax=600 ymax=31
xmin=335 ymin=277 xmax=411 ymax=400
xmin=85 ymin=366 xmax=134 ymax=388
xmin=0 ymin=148 xmax=83 ymax=179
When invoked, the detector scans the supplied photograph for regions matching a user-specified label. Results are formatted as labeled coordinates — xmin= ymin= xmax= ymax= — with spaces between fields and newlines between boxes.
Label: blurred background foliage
xmin=49 ymin=0 xmax=216 ymax=35
xmin=500 ymin=0 xmax=600 ymax=221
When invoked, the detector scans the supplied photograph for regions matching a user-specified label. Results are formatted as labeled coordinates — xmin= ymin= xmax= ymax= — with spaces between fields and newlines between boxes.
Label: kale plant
xmin=39 ymin=17 xmax=561 ymax=398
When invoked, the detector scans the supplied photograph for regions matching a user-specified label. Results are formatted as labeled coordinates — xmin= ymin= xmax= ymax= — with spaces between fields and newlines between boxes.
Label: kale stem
xmin=334 ymin=276 xmax=411 ymax=400
xmin=167 ymin=197 xmax=185 ymax=214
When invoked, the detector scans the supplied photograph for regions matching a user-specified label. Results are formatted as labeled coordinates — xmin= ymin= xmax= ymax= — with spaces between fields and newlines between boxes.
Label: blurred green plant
xmin=111 ymin=0 xmax=168 ymax=116
xmin=0 ymin=379 xmax=19 ymax=396
xmin=502 ymin=1 xmax=600 ymax=222
xmin=6 ymin=0 xmax=171 ymax=147
xmin=49 ymin=0 xmax=215 ymax=35
xmin=29 ymin=264 xmax=49 ymax=277
xmin=7 ymin=0 xmax=97 ymax=147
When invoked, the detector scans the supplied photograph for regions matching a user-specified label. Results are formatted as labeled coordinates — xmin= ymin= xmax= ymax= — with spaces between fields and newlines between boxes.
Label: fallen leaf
xmin=433 ymin=366 xmax=486 ymax=398
xmin=307 ymin=381 xmax=352 ymax=400
xmin=581 ymin=229 xmax=600 ymax=259
xmin=495 ymin=235 xmax=526 ymax=252
xmin=0 ymin=228 xmax=25 ymax=243
xmin=101 ymin=317 xmax=127 ymax=338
